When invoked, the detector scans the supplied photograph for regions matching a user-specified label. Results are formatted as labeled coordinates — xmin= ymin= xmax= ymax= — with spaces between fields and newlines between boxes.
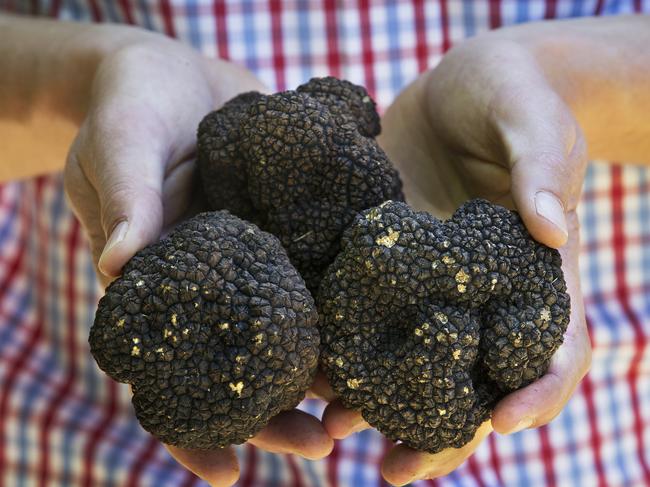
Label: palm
xmin=378 ymin=78 xmax=512 ymax=217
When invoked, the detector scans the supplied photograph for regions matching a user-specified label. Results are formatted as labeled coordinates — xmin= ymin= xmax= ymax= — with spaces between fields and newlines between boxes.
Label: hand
xmin=323 ymin=36 xmax=591 ymax=485
xmin=63 ymin=35 xmax=333 ymax=486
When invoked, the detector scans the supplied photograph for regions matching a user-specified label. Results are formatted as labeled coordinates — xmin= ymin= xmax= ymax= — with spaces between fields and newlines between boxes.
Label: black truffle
xmin=197 ymin=77 xmax=404 ymax=291
xmin=318 ymin=199 xmax=569 ymax=453
xmin=90 ymin=211 xmax=320 ymax=449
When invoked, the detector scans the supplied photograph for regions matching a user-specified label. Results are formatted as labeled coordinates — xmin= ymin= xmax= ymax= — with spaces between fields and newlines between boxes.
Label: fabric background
xmin=1 ymin=1 xmax=650 ymax=486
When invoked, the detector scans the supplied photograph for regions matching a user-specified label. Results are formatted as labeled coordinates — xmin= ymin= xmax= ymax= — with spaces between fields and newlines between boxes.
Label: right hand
xmin=64 ymin=34 xmax=333 ymax=486
xmin=325 ymin=36 xmax=592 ymax=485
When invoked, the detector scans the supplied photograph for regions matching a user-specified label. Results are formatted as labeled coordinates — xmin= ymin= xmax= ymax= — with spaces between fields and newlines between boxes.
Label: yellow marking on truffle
xmin=421 ymin=322 xmax=430 ymax=330
xmin=116 ymin=319 xmax=125 ymax=328
xmin=335 ymin=312 xmax=344 ymax=321
xmin=131 ymin=346 xmax=141 ymax=357
xmin=457 ymin=284 xmax=467 ymax=293
xmin=414 ymin=328 xmax=423 ymax=337
xmin=171 ymin=314 xmax=178 ymax=326
xmin=431 ymin=261 xmax=439 ymax=269
xmin=163 ymin=329 xmax=173 ymax=339
xmin=390 ymin=278 xmax=397 ymax=285
xmin=336 ymin=269 xmax=343 ymax=278
xmin=453 ymin=349 xmax=462 ymax=360
xmin=424 ymin=338 xmax=432 ymax=345
xmin=229 ymin=382 xmax=244 ymax=397
xmin=172 ymin=336 xmax=178 ymax=343
xmin=235 ymin=355 xmax=245 ymax=364
xmin=434 ymin=312 xmax=448 ymax=324
xmin=455 ymin=269 xmax=470 ymax=283
xmin=438 ymin=409 xmax=447 ymax=416
xmin=335 ymin=357 xmax=344 ymax=367
xmin=253 ymin=333 xmax=264 ymax=344
xmin=442 ymin=240 xmax=450 ymax=248
xmin=347 ymin=378 xmax=362 ymax=389
xmin=463 ymin=386 xmax=470 ymax=394
xmin=379 ymin=200 xmax=392 ymax=208
xmin=540 ymin=308 xmax=551 ymax=322
xmin=219 ymin=322 xmax=230 ymax=330
xmin=190 ymin=284 xmax=198 ymax=292
xmin=293 ymin=230 xmax=313 ymax=243
xmin=132 ymin=337 xmax=140 ymax=344
xmin=182 ymin=328 xmax=190 ymax=335
xmin=362 ymin=95 xmax=371 ymax=103
xmin=490 ymin=278 xmax=498 ymax=291
xmin=156 ymin=347 xmax=165 ymax=353
xmin=364 ymin=260 xmax=373 ymax=270
xmin=365 ymin=207 xmax=382 ymax=221
xmin=375 ymin=228 xmax=400 ymax=248
xmin=160 ymin=284 xmax=173 ymax=293
xmin=442 ymin=255 xmax=456 ymax=265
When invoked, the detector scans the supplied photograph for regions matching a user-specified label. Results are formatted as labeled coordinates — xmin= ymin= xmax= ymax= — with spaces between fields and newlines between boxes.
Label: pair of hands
xmin=64 ymin=33 xmax=591 ymax=486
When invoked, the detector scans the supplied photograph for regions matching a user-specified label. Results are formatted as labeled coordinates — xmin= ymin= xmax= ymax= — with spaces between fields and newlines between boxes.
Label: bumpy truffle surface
xmin=318 ymin=199 xmax=569 ymax=453
xmin=90 ymin=211 xmax=319 ymax=449
xmin=197 ymin=77 xmax=404 ymax=291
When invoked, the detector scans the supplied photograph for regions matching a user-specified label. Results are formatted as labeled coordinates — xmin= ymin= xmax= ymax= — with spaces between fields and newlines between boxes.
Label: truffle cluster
xmin=90 ymin=212 xmax=319 ymax=449
xmin=90 ymin=77 xmax=570 ymax=454
xmin=197 ymin=76 xmax=404 ymax=291
xmin=318 ymin=200 xmax=570 ymax=453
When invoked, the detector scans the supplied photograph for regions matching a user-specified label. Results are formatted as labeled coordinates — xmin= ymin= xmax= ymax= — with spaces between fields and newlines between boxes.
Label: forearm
xmin=491 ymin=15 xmax=650 ymax=163
xmin=0 ymin=15 xmax=157 ymax=180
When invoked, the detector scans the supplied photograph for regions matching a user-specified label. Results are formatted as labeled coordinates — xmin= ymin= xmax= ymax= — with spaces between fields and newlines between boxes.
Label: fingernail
xmin=535 ymin=191 xmax=568 ymax=239
xmin=508 ymin=417 xmax=534 ymax=434
xmin=98 ymin=220 xmax=129 ymax=275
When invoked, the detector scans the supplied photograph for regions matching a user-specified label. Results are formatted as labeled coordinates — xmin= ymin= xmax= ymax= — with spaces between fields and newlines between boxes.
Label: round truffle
xmin=90 ymin=211 xmax=320 ymax=449
xmin=318 ymin=199 xmax=570 ymax=453
xmin=197 ymin=77 xmax=404 ymax=291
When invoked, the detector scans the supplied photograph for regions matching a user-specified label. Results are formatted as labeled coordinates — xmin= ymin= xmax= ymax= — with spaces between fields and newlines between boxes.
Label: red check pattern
xmin=1 ymin=1 xmax=650 ymax=486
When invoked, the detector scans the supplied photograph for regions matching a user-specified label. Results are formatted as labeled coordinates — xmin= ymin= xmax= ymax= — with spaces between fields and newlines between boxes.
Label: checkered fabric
xmin=1 ymin=1 xmax=650 ymax=486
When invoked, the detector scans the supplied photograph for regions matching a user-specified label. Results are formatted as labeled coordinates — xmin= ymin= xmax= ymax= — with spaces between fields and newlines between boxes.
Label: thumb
xmin=97 ymin=171 xmax=163 ymax=278
xmin=89 ymin=140 xmax=165 ymax=278
xmin=504 ymin=97 xmax=588 ymax=249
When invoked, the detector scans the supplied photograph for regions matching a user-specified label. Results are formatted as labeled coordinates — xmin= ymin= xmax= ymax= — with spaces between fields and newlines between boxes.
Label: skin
xmin=2 ymin=11 xmax=650 ymax=487
xmin=324 ymin=15 xmax=650 ymax=485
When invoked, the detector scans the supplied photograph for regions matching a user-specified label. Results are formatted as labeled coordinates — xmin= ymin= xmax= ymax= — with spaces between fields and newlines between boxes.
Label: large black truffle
xmin=90 ymin=211 xmax=320 ymax=449
xmin=197 ymin=77 xmax=404 ymax=291
xmin=318 ymin=199 xmax=570 ymax=453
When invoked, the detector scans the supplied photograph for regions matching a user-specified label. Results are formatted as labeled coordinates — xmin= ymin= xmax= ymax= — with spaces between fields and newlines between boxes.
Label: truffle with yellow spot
xmin=317 ymin=199 xmax=569 ymax=454
xmin=90 ymin=211 xmax=319 ymax=449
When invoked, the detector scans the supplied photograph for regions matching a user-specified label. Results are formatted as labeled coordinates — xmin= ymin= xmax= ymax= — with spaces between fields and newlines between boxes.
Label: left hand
xmin=322 ymin=35 xmax=591 ymax=485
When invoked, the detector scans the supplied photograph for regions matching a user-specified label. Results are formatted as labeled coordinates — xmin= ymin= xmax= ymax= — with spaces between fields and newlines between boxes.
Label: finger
xmin=492 ymin=212 xmax=591 ymax=433
xmin=305 ymin=370 xmax=337 ymax=402
xmin=381 ymin=420 xmax=493 ymax=485
xmin=165 ymin=444 xmax=239 ymax=487
xmin=322 ymin=399 xmax=369 ymax=439
xmin=248 ymin=409 xmax=334 ymax=460
xmin=494 ymin=84 xmax=588 ymax=248
xmin=64 ymin=147 xmax=106 ymax=265
xmin=77 ymin=112 xmax=167 ymax=278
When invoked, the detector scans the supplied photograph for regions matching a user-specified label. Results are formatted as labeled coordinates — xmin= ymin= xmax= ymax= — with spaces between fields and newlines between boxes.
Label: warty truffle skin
xmin=318 ymin=199 xmax=570 ymax=453
xmin=90 ymin=211 xmax=320 ymax=449
xmin=197 ymin=76 xmax=404 ymax=291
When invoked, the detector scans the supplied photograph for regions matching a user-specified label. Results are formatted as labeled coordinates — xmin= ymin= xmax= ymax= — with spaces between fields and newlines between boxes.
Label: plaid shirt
xmin=1 ymin=1 xmax=650 ymax=486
